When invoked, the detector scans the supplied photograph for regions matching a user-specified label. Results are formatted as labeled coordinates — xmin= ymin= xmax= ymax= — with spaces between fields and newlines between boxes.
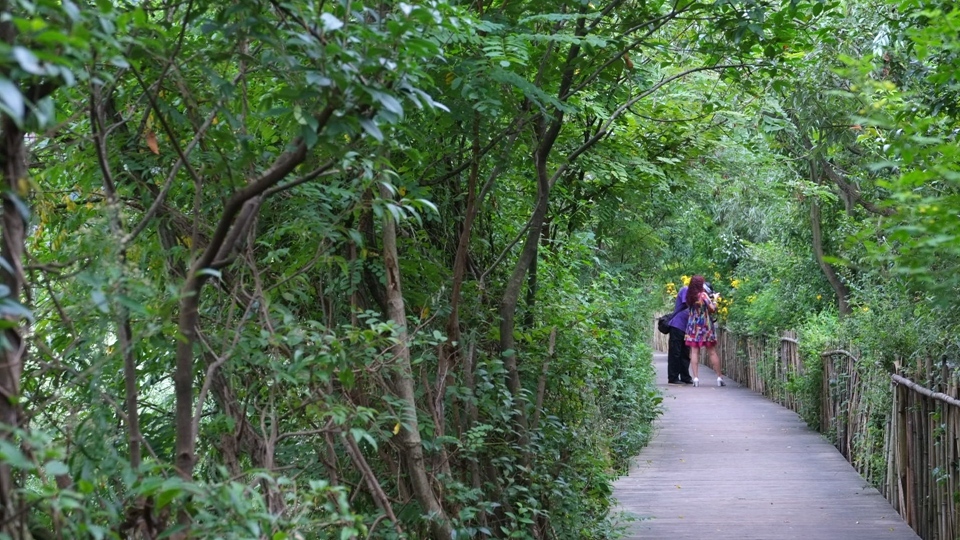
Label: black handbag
xmin=656 ymin=302 xmax=686 ymax=334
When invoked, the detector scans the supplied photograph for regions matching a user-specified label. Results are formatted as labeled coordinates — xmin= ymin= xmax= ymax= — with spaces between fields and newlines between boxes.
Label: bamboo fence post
xmin=906 ymin=390 xmax=917 ymax=529
xmin=924 ymin=396 xmax=930 ymax=539
xmin=884 ymin=385 xmax=895 ymax=501
xmin=896 ymin=382 xmax=908 ymax=522
xmin=938 ymin=401 xmax=946 ymax=540
xmin=951 ymin=408 xmax=956 ymax=539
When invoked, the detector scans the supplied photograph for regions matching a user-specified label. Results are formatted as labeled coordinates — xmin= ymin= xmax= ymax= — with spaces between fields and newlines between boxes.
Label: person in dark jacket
xmin=667 ymin=285 xmax=693 ymax=384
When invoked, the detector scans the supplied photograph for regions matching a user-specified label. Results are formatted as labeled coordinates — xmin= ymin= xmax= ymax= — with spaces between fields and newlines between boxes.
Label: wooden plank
xmin=612 ymin=352 xmax=921 ymax=540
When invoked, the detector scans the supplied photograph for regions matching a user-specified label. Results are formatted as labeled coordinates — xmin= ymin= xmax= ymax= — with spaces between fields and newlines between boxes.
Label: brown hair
xmin=687 ymin=275 xmax=706 ymax=306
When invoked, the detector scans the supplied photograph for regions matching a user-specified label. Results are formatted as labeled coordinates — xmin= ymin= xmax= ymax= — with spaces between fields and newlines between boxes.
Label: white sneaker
xmin=693 ymin=377 xmax=699 ymax=387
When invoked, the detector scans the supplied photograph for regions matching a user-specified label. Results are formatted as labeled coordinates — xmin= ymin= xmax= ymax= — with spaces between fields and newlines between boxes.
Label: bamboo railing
xmin=685 ymin=326 xmax=960 ymax=540
xmin=714 ymin=329 xmax=802 ymax=413
xmin=652 ymin=315 xmax=669 ymax=353
xmin=889 ymin=374 xmax=960 ymax=540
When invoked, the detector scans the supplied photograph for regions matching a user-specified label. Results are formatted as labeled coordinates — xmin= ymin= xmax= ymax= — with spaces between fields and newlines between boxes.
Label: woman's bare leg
xmin=689 ymin=346 xmax=700 ymax=380
xmin=708 ymin=345 xmax=722 ymax=377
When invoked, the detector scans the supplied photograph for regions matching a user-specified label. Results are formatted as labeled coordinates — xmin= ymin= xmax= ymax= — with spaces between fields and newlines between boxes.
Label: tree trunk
xmin=446 ymin=114 xmax=481 ymax=362
xmin=0 ymin=92 xmax=29 ymax=540
xmin=523 ymin=249 xmax=538 ymax=327
xmin=379 ymin=184 xmax=453 ymax=540
xmin=174 ymin=275 xmax=202 ymax=479
xmin=92 ymin=88 xmax=143 ymax=472
xmin=0 ymin=9 xmax=32 ymax=534
xmin=498 ymin=196 xmax=546 ymax=406
xmin=498 ymin=113 xmax=561 ymax=429
xmin=810 ymin=194 xmax=851 ymax=316
xmin=172 ymin=139 xmax=310 ymax=488
xmin=208 ymin=365 xmax=267 ymax=472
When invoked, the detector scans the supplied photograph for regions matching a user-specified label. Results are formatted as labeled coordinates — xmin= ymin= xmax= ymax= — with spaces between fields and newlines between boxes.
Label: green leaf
xmin=320 ymin=13 xmax=343 ymax=31
xmin=0 ymin=440 xmax=34 ymax=471
xmin=0 ymin=299 xmax=33 ymax=322
xmin=369 ymin=89 xmax=404 ymax=117
xmin=44 ymin=460 xmax=69 ymax=476
xmin=156 ymin=487 xmax=179 ymax=510
xmin=87 ymin=525 xmax=106 ymax=540
xmin=5 ymin=192 xmax=30 ymax=221
xmin=359 ymin=119 xmax=383 ymax=142
xmin=91 ymin=289 xmax=109 ymax=314
xmin=0 ymin=79 xmax=24 ymax=124
xmin=350 ymin=427 xmax=377 ymax=449
xmin=109 ymin=56 xmax=130 ymax=68
xmin=13 ymin=47 xmax=44 ymax=75
xmin=306 ymin=71 xmax=332 ymax=87
xmin=62 ymin=0 xmax=81 ymax=21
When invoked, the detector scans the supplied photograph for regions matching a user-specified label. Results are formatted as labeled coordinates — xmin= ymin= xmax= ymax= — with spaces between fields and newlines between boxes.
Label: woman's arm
xmin=703 ymin=292 xmax=718 ymax=312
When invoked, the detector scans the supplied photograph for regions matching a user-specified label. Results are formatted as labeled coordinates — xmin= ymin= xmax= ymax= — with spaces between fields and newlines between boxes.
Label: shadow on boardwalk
xmin=611 ymin=352 xmax=920 ymax=540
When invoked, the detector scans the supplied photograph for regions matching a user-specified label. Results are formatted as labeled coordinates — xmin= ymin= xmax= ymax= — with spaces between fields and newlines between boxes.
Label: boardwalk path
xmin=612 ymin=352 xmax=920 ymax=540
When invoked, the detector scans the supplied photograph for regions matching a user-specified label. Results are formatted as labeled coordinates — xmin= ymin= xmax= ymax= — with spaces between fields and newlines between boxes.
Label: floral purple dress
xmin=684 ymin=293 xmax=717 ymax=348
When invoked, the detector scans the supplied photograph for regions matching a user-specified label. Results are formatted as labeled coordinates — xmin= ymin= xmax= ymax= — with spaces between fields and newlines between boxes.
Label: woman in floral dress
xmin=684 ymin=275 xmax=726 ymax=387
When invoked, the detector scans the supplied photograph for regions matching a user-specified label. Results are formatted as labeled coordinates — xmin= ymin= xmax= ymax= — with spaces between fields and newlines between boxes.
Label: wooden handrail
xmin=781 ymin=337 xmax=799 ymax=344
xmin=891 ymin=374 xmax=960 ymax=408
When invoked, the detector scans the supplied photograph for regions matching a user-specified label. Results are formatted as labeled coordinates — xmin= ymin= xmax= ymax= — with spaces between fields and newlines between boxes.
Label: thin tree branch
xmin=123 ymin=92 xmax=232 ymax=245
xmin=263 ymin=160 xmax=340 ymax=197
xmin=478 ymin=220 xmax=531 ymax=285
xmin=551 ymin=63 xmax=751 ymax=186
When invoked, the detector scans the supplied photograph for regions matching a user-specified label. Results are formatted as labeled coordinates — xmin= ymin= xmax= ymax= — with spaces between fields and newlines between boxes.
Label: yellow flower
xmin=714 ymin=272 xmax=721 ymax=280
xmin=730 ymin=279 xmax=741 ymax=289
xmin=816 ymin=294 xmax=822 ymax=300
xmin=681 ymin=275 xmax=691 ymax=286
xmin=861 ymin=306 xmax=870 ymax=312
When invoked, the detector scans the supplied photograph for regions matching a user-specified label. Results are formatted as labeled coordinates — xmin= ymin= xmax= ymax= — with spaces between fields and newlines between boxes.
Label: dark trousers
xmin=667 ymin=327 xmax=691 ymax=382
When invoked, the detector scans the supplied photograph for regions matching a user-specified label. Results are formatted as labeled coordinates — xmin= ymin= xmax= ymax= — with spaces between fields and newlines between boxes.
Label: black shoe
xmin=667 ymin=379 xmax=682 ymax=385
xmin=680 ymin=379 xmax=694 ymax=385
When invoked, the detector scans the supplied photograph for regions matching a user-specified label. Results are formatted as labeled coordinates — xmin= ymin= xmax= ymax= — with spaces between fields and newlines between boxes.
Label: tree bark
xmin=208 ymin=365 xmax=267 ymax=472
xmin=531 ymin=327 xmax=556 ymax=431
xmin=173 ymin=137 xmax=314 ymax=483
xmin=379 ymin=184 xmax=453 ymax=540
xmin=0 ymin=9 xmax=31 ymax=535
xmin=496 ymin=8 xmax=583 ymax=448
xmin=815 ymin=154 xmax=894 ymax=217
xmin=445 ymin=114 xmax=481 ymax=361
xmin=0 ymin=117 xmax=28 ymax=540
xmin=498 ymin=111 xmax=561 ymax=425
xmin=92 ymin=87 xmax=143 ymax=471
xmin=810 ymin=193 xmax=851 ymax=316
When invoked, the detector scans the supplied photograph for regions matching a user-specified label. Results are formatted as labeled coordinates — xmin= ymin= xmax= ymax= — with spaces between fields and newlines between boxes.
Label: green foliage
xmin=792 ymin=311 xmax=841 ymax=429
xmin=0 ymin=0 xmax=857 ymax=537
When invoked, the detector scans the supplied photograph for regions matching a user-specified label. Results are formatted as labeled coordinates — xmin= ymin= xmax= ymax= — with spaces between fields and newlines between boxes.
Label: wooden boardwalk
xmin=611 ymin=352 xmax=921 ymax=540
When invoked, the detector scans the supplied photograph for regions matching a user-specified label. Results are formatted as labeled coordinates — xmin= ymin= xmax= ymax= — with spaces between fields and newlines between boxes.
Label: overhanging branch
xmin=551 ymin=63 xmax=751 ymax=186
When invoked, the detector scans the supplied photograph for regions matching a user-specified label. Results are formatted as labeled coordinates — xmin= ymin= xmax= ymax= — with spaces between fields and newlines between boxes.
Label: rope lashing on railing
xmin=891 ymin=374 xmax=960 ymax=408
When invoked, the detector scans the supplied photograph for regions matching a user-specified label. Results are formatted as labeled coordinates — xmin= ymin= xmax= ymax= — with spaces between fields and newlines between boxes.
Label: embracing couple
xmin=665 ymin=275 xmax=726 ymax=388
